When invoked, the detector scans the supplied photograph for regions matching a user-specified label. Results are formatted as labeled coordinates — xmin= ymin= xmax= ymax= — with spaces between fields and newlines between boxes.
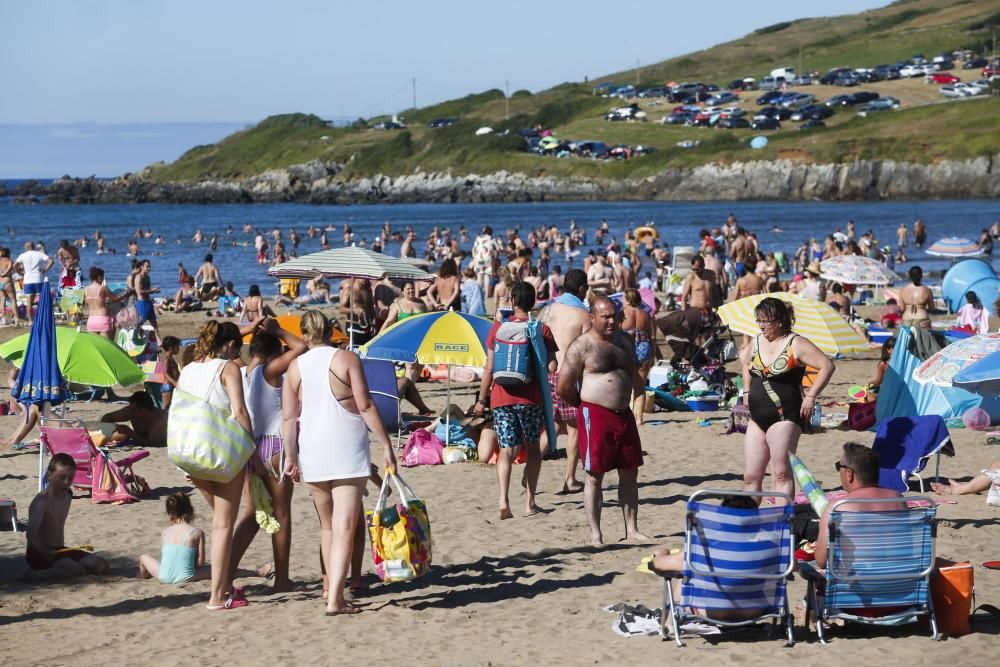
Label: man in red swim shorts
xmin=558 ymin=296 xmax=651 ymax=546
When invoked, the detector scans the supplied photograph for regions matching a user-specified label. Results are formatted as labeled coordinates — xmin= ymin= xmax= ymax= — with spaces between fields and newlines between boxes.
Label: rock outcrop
xmin=4 ymin=155 xmax=997 ymax=205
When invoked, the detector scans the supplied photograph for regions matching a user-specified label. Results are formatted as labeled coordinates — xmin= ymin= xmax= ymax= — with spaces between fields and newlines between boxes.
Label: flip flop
xmin=325 ymin=606 xmax=362 ymax=616
xmin=982 ymin=560 xmax=1000 ymax=570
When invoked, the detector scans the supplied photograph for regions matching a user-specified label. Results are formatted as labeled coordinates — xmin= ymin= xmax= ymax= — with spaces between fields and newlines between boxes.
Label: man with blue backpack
xmin=475 ymin=282 xmax=557 ymax=520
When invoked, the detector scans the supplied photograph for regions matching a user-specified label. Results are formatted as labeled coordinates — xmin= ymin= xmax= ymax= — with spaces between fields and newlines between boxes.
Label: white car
xmin=955 ymin=82 xmax=986 ymax=95
xmin=705 ymin=92 xmax=739 ymax=106
xmin=939 ymin=85 xmax=969 ymax=98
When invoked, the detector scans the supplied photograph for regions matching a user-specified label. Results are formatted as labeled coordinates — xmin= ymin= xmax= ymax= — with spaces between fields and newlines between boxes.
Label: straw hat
xmin=805 ymin=261 xmax=822 ymax=276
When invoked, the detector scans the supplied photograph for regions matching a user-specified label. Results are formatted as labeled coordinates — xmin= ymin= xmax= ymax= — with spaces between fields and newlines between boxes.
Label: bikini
xmin=748 ymin=334 xmax=806 ymax=431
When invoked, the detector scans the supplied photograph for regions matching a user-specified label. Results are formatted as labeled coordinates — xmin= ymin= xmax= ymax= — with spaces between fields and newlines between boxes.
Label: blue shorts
xmin=135 ymin=299 xmax=157 ymax=326
xmin=22 ymin=282 xmax=43 ymax=295
xmin=160 ymin=383 xmax=173 ymax=394
xmin=493 ymin=404 xmax=544 ymax=448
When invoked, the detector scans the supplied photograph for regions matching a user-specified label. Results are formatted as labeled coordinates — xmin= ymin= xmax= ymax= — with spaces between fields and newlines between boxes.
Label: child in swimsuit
xmin=139 ymin=492 xmax=271 ymax=587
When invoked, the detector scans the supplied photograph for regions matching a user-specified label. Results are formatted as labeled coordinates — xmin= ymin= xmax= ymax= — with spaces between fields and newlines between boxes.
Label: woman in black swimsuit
xmin=738 ymin=298 xmax=834 ymax=503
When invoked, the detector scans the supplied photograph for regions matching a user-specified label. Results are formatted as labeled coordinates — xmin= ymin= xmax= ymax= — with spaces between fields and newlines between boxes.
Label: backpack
xmin=492 ymin=318 xmax=534 ymax=386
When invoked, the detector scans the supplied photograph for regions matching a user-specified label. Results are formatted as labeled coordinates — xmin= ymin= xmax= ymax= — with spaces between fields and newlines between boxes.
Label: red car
xmin=929 ymin=72 xmax=960 ymax=84
xmin=983 ymin=67 xmax=1000 ymax=78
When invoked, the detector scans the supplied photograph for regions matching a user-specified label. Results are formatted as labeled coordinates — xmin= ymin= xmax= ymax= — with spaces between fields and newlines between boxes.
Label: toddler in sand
xmin=139 ymin=492 xmax=269 ymax=587
xmin=26 ymin=453 xmax=110 ymax=577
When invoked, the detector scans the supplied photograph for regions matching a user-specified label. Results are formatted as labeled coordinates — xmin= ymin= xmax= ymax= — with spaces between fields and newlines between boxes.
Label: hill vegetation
xmin=148 ymin=0 xmax=1000 ymax=184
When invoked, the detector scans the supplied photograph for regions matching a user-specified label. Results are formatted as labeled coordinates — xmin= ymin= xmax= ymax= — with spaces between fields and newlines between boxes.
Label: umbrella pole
xmin=445 ymin=369 xmax=451 ymax=445
xmin=349 ymin=277 xmax=354 ymax=350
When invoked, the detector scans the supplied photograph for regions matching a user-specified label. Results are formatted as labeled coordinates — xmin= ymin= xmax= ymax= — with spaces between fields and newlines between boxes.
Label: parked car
xmin=373 ymin=120 xmax=405 ymax=130
xmin=663 ymin=111 xmax=695 ymax=125
xmin=929 ymin=73 xmax=960 ymax=85
xmin=875 ymin=65 xmax=901 ymax=80
xmin=900 ymin=64 xmax=930 ymax=77
xmin=819 ymin=67 xmax=852 ymax=84
xmin=751 ymin=116 xmax=781 ymax=130
xmin=833 ymin=73 xmax=859 ymax=86
xmin=846 ymin=91 xmax=879 ymax=106
xmin=728 ymin=78 xmax=756 ymax=91
xmin=758 ymin=76 xmax=787 ymax=91
xmin=755 ymin=106 xmax=792 ymax=120
xmin=825 ymin=94 xmax=852 ymax=107
xmin=939 ymin=85 xmax=968 ymax=99
xmin=605 ymin=104 xmax=644 ymax=121
xmin=668 ymin=91 xmax=696 ymax=104
xmin=964 ymin=57 xmax=988 ymax=69
xmin=983 ymin=67 xmax=1000 ymax=78
xmin=718 ymin=107 xmax=747 ymax=119
xmin=798 ymin=118 xmax=826 ymax=130
xmin=790 ymin=74 xmax=814 ymax=86
xmin=427 ymin=117 xmax=458 ymax=128
xmin=718 ymin=117 xmax=750 ymax=129
xmin=756 ymin=91 xmax=783 ymax=105
xmin=931 ymin=59 xmax=954 ymax=71
xmin=705 ymin=91 xmax=739 ymax=106
xmin=638 ymin=87 xmax=670 ymax=98
xmin=953 ymin=82 xmax=985 ymax=96
xmin=790 ymin=104 xmax=833 ymax=121
xmin=781 ymin=93 xmax=816 ymax=109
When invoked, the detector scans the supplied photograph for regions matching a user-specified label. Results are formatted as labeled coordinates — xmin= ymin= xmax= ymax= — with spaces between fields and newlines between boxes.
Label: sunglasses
xmin=756 ymin=319 xmax=776 ymax=326
xmin=834 ymin=461 xmax=854 ymax=474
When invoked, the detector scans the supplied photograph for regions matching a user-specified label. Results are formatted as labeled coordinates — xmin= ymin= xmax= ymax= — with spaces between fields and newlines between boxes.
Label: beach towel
xmin=528 ymin=320 xmax=557 ymax=453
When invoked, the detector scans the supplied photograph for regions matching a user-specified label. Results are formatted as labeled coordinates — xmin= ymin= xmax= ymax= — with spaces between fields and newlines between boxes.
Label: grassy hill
xmin=148 ymin=0 xmax=1000 ymax=183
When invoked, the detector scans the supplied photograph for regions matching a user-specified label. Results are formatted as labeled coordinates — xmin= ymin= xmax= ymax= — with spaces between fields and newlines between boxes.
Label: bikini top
xmin=750 ymin=334 xmax=800 ymax=378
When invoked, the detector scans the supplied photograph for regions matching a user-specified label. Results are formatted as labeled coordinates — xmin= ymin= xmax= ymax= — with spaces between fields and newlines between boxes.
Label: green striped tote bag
xmin=167 ymin=387 xmax=254 ymax=483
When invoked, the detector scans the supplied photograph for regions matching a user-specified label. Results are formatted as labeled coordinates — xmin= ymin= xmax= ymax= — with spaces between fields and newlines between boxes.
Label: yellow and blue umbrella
xmin=717 ymin=292 xmax=869 ymax=356
xmin=360 ymin=310 xmax=492 ymax=367
xmin=361 ymin=310 xmax=493 ymax=443
xmin=12 ymin=280 xmax=67 ymax=407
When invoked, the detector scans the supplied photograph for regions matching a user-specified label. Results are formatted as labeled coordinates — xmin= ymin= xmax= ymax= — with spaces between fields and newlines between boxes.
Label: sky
xmin=0 ymin=0 xmax=890 ymax=177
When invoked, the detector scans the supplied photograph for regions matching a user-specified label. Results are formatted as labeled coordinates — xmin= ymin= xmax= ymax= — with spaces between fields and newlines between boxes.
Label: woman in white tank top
xmin=282 ymin=310 xmax=396 ymax=615
xmin=229 ymin=317 xmax=307 ymax=593
xmin=176 ymin=320 xmax=254 ymax=611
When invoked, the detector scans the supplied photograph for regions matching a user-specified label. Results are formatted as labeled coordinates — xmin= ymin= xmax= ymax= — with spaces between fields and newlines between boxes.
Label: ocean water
xmin=0 ymin=199 xmax=996 ymax=295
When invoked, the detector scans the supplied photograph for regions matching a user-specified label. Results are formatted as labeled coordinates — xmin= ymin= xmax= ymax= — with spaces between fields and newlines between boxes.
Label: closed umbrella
xmin=0 ymin=327 xmax=145 ymax=387
xmin=360 ymin=310 xmax=492 ymax=442
xmin=926 ymin=237 xmax=984 ymax=258
xmin=717 ymin=292 xmax=869 ymax=356
xmin=267 ymin=247 xmax=433 ymax=347
xmin=913 ymin=333 xmax=1000 ymax=387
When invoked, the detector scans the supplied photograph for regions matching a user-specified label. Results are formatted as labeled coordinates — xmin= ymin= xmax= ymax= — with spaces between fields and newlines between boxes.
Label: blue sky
xmin=0 ymin=0 xmax=889 ymax=176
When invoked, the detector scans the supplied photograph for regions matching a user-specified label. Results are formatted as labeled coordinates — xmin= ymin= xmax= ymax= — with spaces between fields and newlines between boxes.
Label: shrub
xmin=256 ymin=113 xmax=330 ymax=130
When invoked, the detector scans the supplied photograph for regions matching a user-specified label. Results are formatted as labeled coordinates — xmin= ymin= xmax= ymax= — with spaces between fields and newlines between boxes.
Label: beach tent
xmin=875 ymin=326 xmax=982 ymax=425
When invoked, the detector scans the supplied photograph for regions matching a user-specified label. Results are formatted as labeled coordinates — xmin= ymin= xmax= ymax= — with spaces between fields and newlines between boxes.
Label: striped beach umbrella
xmin=914 ymin=332 xmax=1000 ymax=387
xmin=717 ymin=292 xmax=869 ymax=356
xmin=819 ymin=255 xmax=899 ymax=286
xmin=267 ymin=247 xmax=434 ymax=281
xmin=926 ymin=237 xmax=983 ymax=258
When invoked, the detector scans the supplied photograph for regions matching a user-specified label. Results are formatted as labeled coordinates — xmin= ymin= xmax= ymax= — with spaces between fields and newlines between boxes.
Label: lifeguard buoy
xmin=635 ymin=226 xmax=659 ymax=242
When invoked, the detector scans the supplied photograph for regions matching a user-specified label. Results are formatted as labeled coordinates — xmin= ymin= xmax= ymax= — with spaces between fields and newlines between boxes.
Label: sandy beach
xmin=1 ymin=305 xmax=998 ymax=667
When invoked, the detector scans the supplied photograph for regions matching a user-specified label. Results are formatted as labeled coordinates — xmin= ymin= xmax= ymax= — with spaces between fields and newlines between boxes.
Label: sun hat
xmin=805 ymin=261 xmax=822 ymax=275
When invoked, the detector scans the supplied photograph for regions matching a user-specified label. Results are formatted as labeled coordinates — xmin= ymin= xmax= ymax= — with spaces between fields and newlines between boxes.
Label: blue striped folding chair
xmin=658 ymin=490 xmax=796 ymax=647
xmin=801 ymin=497 xmax=939 ymax=643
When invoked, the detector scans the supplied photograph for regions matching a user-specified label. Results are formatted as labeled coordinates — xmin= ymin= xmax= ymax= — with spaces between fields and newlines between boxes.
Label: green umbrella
xmin=0 ymin=327 xmax=145 ymax=387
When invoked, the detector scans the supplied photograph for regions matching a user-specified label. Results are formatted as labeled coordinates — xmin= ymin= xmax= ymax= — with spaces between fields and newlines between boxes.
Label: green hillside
xmin=148 ymin=0 xmax=1000 ymax=183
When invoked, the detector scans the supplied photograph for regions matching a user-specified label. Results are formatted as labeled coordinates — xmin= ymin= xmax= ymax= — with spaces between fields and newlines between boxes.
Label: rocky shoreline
xmin=3 ymin=155 xmax=998 ymax=205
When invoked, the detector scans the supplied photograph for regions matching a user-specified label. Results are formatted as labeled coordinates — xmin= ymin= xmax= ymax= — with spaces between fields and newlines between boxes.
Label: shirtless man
xmin=612 ymin=255 xmax=635 ymax=291
xmin=558 ymin=296 xmax=650 ymax=546
xmin=340 ymin=278 xmax=375 ymax=343
xmin=896 ymin=222 xmax=909 ymax=250
xmin=538 ymin=269 xmax=591 ymax=494
xmin=913 ymin=218 xmax=927 ymax=248
xmin=56 ymin=240 xmax=81 ymax=288
xmin=899 ymin=266 xmax=934 ymax=329
xmin=400 ymin=230 xmax=417 ymax=258
xmin=732 ymin=257 xmax=765 ymax=300
xmin=100 ymin=391 xmax=167 ymax=446
xmin=702 ymin=246 xmax=728 ymax=302
xmin=587 ymin=254 xmax=614 ymax=295
xmin=195 ymin=253 xmax=223 ymax=301
xmin=728 ymin=228 xmax=752 ymax=276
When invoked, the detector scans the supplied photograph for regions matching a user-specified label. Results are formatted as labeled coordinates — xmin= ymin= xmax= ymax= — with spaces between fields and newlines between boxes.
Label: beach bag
xmin=931 ymin=559 xmax=974 ymax=637
xmin=848 ymin=400 xmax=877 ymax=431
xmin=726 ymin=399 xmax=751 ymax=435
xmin=167 ymin=366 xmax=254 ymax=483
xmin=115 ymin=304 xmax=140 ymax=330
xmin=366 ymin=470 xmax=432 ymax=582
xmin=401 ymin=429 xmax=444 ymax=467
xmin=492 ymin=318 xmax=533 ymax=386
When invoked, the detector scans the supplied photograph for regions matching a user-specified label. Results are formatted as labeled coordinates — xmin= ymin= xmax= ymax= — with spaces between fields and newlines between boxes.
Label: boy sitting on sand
xmin=26 ymin=453 xmax=109 ymax=577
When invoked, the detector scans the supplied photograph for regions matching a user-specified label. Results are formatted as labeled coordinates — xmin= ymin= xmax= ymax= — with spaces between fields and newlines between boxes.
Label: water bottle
xmin=810 ymin=402 xmax=822 ymax=430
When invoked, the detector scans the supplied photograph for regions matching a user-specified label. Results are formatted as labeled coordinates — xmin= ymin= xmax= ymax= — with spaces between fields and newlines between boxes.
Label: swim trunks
xmin=26 ymin=544 xmax=90 ymax=570
xmin=549 ymin=372 xmax=577 ymax=423
xmin=21 ymin=282 xmax=43 ymax=296
xmin=135 ymin=299 xmax=157 ymax=326
xmin=579 ymin=401 xmax=643 ymax=474
xmin=493 ymin=404 xmax=544 ymax=448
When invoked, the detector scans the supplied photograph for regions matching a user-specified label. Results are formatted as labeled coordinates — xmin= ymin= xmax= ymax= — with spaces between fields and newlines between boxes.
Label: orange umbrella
xmin=243 ymin=314 xmax=349 ymax=345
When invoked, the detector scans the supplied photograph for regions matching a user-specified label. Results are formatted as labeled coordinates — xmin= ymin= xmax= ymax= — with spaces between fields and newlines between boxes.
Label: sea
xmin=0 ymin=197 xmax=996 ymax=295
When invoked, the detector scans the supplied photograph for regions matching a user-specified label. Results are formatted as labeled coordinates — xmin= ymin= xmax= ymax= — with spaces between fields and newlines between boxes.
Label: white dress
xmin=296 ymin=347 xmax=370 ymax=482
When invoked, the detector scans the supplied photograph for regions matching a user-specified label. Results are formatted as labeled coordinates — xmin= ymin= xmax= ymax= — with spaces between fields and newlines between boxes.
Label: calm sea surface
xmin=0 ymin=199 xmax=997 ymax=295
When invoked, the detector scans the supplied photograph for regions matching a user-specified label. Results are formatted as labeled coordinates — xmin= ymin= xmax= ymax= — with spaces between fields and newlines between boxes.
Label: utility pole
xmin=798 ymin=46 xmax=803 ymax=76
xmin=635 ymin=59 xmax=641 ymax=86
xmin=505 ymin=79 xmax=510 ymax=120
xmin=412 ymin=76 xmax=417 ymax=111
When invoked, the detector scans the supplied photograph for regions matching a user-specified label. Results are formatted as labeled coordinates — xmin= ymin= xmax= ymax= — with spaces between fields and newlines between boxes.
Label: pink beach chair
xmin=39 ymin=417 xmax=149 ymax=502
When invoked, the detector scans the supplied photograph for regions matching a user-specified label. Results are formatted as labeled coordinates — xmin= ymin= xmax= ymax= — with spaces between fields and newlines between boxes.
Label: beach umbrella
xmin=913 ymin=332 xmax=1000 ymax=387
xmin=953 ymin=348 xmax=1000 ymax=393
xmin=360 ymin=310 xmax=492 ymax=442
xmin=819 ymin=255 xmax=899 ymax=286
xmin=717 ymin=292 xmax=869 ymax=356
xmin=267 ymin=247 xmax=433 ymax=347
xmin=11 ymin=280 xmax=68 ymax=407
xmin=0 ymin=326 xmax=146 ymax=387
xmin=926 ymin=237 xmax=984 ymax=258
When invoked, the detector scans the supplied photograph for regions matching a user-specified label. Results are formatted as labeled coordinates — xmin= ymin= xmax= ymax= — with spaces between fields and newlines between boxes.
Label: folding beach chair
xmin=800 ymin=498 xmax=939 ymax=643
xmin=871 ymin=415 xmax=953 ymax=493
xmin=38 ymin=417 xmax=149 ymax=501
xmin=657 ymin=489 xmax=796 ymax=647
xmin=361 ymin=358 xmax=429 ymax=450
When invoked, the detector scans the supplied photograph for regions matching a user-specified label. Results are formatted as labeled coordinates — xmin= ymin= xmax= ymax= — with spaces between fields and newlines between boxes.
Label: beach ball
xmin=962 ymin=407 xmax=991 ymax=431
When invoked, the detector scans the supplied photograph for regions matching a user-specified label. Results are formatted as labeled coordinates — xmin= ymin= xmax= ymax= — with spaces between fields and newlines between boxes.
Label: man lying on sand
xmin=101 ymin=391 xmax=167 ymax=446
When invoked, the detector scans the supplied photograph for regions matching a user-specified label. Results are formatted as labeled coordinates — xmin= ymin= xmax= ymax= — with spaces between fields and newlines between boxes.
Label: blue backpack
xmin=492 ymin=318 xmax=534 ymax=386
